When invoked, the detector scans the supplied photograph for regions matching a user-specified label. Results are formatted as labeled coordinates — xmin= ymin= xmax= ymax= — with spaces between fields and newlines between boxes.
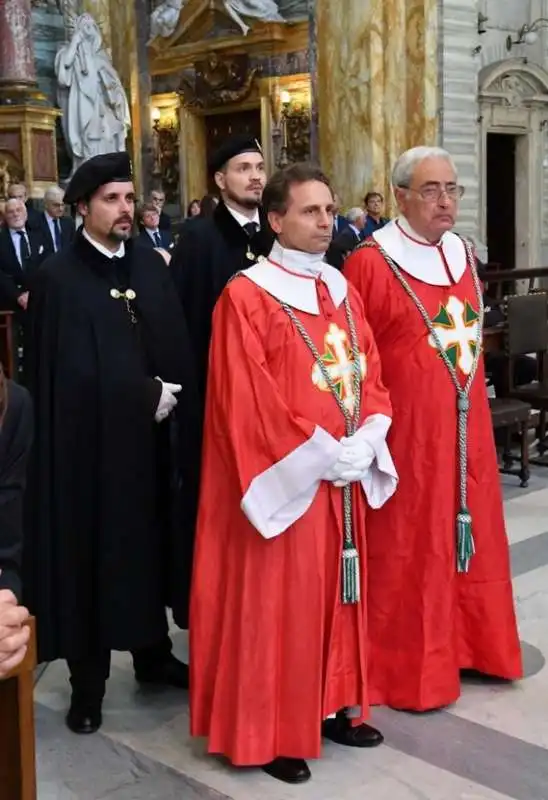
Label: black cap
xmin=64 ymin=152 xmax=132 ymax=204
xmin=208 ymin=134 xmax=263 ymax=175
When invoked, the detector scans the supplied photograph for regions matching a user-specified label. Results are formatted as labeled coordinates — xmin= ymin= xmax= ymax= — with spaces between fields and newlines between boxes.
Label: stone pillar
xmin=108 ymin=0 xmax=153 ymax=198
xmin=0 ymin=0 xmax=37 ymax=90
xmin=315 ymin=0 xmax=438 ymax=213
xmin=0 ymin=0 xmax=60 ymax=197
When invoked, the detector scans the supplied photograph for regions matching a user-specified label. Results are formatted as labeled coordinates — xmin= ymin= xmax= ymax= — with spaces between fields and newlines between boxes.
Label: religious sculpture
xmin=181 ymin=53 xmax=258 ymax=107
xmin=222 ymin=0 xmax=284 ymax=35
xmin=55 ymin=13 xmax=131 ymax=175
xmin=149 ymin=0 xmax=184 ymax=41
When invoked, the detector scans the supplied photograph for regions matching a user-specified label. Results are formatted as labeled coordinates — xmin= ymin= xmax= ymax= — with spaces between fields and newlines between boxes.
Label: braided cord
xmin=375 ymin=239 xmax=483 ymax=572
xmin=280 ymin=297 xmax=363 ymax=603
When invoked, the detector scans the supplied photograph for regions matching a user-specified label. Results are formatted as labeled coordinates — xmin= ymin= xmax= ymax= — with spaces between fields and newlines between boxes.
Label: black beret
xmin=64 ymin=151 xmax=132 ymax=204
xmin=208 ymin=134 xmax=263 ymax=175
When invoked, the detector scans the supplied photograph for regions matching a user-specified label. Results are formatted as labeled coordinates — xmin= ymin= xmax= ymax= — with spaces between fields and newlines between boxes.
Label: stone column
xmin=108 ymin=0 xmax=153 ymax=198
xmin=315 ymin=0 xmax=438 ymax=212
xmin=0 ymin=0 xmax=37 ymax=90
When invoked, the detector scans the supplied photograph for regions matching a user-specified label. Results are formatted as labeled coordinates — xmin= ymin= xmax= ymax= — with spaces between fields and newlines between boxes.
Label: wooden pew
xmin=483 ymin=266 xmax=548 ymax=300
xmin=0 ymin=617 xmax=37 ymax=799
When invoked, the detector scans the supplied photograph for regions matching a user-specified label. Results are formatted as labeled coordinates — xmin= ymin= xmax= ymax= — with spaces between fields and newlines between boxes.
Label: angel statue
xmin=149 ymin=0 xmax=184 ymax=41
xmin=55 ymin=12 xmax=131 ymax=175
xmin=222 ymin=0 xmax=284 ymax=35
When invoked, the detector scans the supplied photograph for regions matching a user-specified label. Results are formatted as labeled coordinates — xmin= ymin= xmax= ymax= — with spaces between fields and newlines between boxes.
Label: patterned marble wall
xmin=31 ymin=2 xmax=66 ymax=103
xmin=315 ymin=0 xmax=438 ymax=211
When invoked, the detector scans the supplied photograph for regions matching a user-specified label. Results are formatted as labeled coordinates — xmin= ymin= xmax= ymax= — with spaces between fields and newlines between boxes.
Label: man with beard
xmin=170 ymin=135 xmax=275 ymax=405
xmin=23 ymin=152 xmax=199 ymax=735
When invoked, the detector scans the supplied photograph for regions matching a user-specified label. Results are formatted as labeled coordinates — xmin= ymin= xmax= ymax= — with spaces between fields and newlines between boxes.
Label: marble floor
xmin=35 ymin=469 xmax=548 ymax=800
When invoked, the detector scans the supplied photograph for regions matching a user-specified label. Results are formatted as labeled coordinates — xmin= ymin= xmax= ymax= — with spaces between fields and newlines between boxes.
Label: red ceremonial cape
xmin=190 ymin=271 xmax=392 ymax=765
xmin=344 ymin=239 xmax=522 ymax=711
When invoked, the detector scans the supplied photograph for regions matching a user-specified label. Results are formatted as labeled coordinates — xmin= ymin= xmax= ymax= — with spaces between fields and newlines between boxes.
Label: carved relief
xmin=0 ymin=133 xmax=23 ymax=167
xmin=480 ymin=62 xmax=548 ymax=108
xmin=32 ymin=130 xmax=57 ymax=181
xmin=180 ymin=53 xmax=258 ymax=108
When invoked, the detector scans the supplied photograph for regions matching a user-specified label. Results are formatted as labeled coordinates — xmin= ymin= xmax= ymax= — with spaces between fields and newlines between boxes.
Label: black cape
xmin=0 ymin=380 xmax=33 ymax=601
xmin=170 ymin=200 xmax=275 ymax=403
xmin=23 ymin=234 xmax=200 ymax=662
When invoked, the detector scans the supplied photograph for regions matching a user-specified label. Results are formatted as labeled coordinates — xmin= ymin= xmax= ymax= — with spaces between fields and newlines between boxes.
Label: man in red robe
xmin=190 ymin=163 xmax=398 ymax=784
xmin=344 ymin=146 xmax=522 ymax=712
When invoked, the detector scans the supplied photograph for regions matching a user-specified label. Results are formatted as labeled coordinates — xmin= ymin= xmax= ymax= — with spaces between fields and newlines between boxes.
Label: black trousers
xmin=67 ymin=635 xmax=173 ymax=705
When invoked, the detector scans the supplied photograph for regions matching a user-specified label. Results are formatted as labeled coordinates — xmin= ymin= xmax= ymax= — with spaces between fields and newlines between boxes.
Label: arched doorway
xmin=478 ymin=59 xmax=548 ymax=270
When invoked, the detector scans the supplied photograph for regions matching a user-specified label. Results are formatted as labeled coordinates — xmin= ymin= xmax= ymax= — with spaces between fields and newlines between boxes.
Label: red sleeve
xmin=344 ymin=244 xmax=395 ymax=340
xmin=348 ymin=284 xmax=392 ymax=425
xmin=203 ymin=281 xmax=342 ymax=538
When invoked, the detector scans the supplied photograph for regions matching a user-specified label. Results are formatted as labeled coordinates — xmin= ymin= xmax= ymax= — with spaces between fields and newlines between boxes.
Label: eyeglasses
xmin=400 ymin=184 xmax=465 ymax=202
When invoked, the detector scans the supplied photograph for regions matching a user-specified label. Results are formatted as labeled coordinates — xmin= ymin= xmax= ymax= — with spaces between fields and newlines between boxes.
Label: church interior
xmin=0 ymin=1 xmax=548 ymax=798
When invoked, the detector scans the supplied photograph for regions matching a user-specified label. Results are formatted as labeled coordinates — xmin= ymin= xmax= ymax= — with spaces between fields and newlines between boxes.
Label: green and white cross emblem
xmin=428 ymin=295 xmax=480 ymax=376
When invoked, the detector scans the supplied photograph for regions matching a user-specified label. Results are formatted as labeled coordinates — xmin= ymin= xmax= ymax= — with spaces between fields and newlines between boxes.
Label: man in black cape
xmin=23 ymin=152 xmax=199 ymax=735
xmin=170 ymin=135 xmax=275 ymax=405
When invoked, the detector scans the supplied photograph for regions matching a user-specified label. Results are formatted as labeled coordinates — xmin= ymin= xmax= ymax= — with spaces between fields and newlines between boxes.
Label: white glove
xmin=154 ymin=378 xmax=182 ymax=422
xmin=323 ymin=446 xmax=368 ymax=487
xmin=339 ymin=433 xmax=376 ymax=473
xmin=323 ymin=432 xmax=376 ymax=487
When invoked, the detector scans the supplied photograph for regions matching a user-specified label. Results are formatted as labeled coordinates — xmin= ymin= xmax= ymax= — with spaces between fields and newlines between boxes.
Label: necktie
xmin=153 ymin=231 xmax=162 ymax=248
xmin=243 ymin=221 xmax=259 ymax=237
xmin=54 ymin=219 xmax=62 ymax=251
xmin=17 ymin=231 xmax=30 ymax=267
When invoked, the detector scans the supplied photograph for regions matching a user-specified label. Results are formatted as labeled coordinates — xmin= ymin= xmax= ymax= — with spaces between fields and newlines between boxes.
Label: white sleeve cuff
xmin=356 ymin=414 xmax=398 ymax=509
xmin=241 ymin=426 xmax=342 ymax=540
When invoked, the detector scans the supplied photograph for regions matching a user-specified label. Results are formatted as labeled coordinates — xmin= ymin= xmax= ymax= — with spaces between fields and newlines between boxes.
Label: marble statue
xmin=55 ymin=13 xmax=131 ymax=175
xmin=149 ymin=0 xmax=184 ymax=41
xmin=277 ymin=0 xmax=308 ymax=19
xmin=222 ymin=0 xmax=284 ymax=35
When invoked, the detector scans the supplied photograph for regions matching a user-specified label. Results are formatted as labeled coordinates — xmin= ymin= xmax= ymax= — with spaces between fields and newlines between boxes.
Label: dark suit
xmin=39 ymin=212 xmax=76 ymax=256
xmin=137 ymin=228 xmax=173 ymax=251
xmin=0 ymin=226 xmax=48 ymax=311
xmin=332 ymin=214 xmax=350 ymax=238
xmin=326 ymin=226 xmax=361 ymax=271
xmin=0 ymin=380 xmax=33 ymax=600
xmin=0 ymin=226 xmax=48 ymax=383
xmin=24 ymin=202 xmax=42 ymax=232
xmin=159 ymin=210 xmax=172 ymax=232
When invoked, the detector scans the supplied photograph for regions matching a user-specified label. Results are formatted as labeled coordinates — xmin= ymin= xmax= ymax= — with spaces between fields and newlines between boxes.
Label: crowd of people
xmin=0 ymin=136 xmax=521 ymax=786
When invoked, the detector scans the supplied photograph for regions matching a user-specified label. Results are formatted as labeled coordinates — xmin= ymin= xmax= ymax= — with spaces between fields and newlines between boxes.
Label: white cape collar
xmin=242 ymin=241 xmax=348 ymax=314
xmin=373 ymin=216 xmax=468 ymax=286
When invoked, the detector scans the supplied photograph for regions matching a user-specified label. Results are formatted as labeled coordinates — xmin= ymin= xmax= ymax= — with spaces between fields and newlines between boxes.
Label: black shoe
xmin=134 ymin=653 xmax=189 ymax=689
xmin=66 ymin=701 xmax=102 ymax=735
xmin=322 ymin=715 xmax=384 ymax=748
xmin=262 ymin=757 xmax=311 ymax=784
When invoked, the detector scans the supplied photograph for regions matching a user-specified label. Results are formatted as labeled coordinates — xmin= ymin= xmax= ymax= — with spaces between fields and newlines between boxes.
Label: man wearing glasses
xmin=344 ymin=146 xmax=522 ymax=712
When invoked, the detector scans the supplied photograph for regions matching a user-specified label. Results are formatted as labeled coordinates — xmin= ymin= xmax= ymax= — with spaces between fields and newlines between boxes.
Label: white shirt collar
xmin=83 ymin=227 xmax=125 ymax=259
xmin=225 ymin=203 xmax=260 ymax=229
xmin=349 ymin=223 xmax=360 ymax=237
xmin=373 ymin=216 xmax=468 ymax=286
xmin=243 ymin=239 xmax=347 ymax=314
